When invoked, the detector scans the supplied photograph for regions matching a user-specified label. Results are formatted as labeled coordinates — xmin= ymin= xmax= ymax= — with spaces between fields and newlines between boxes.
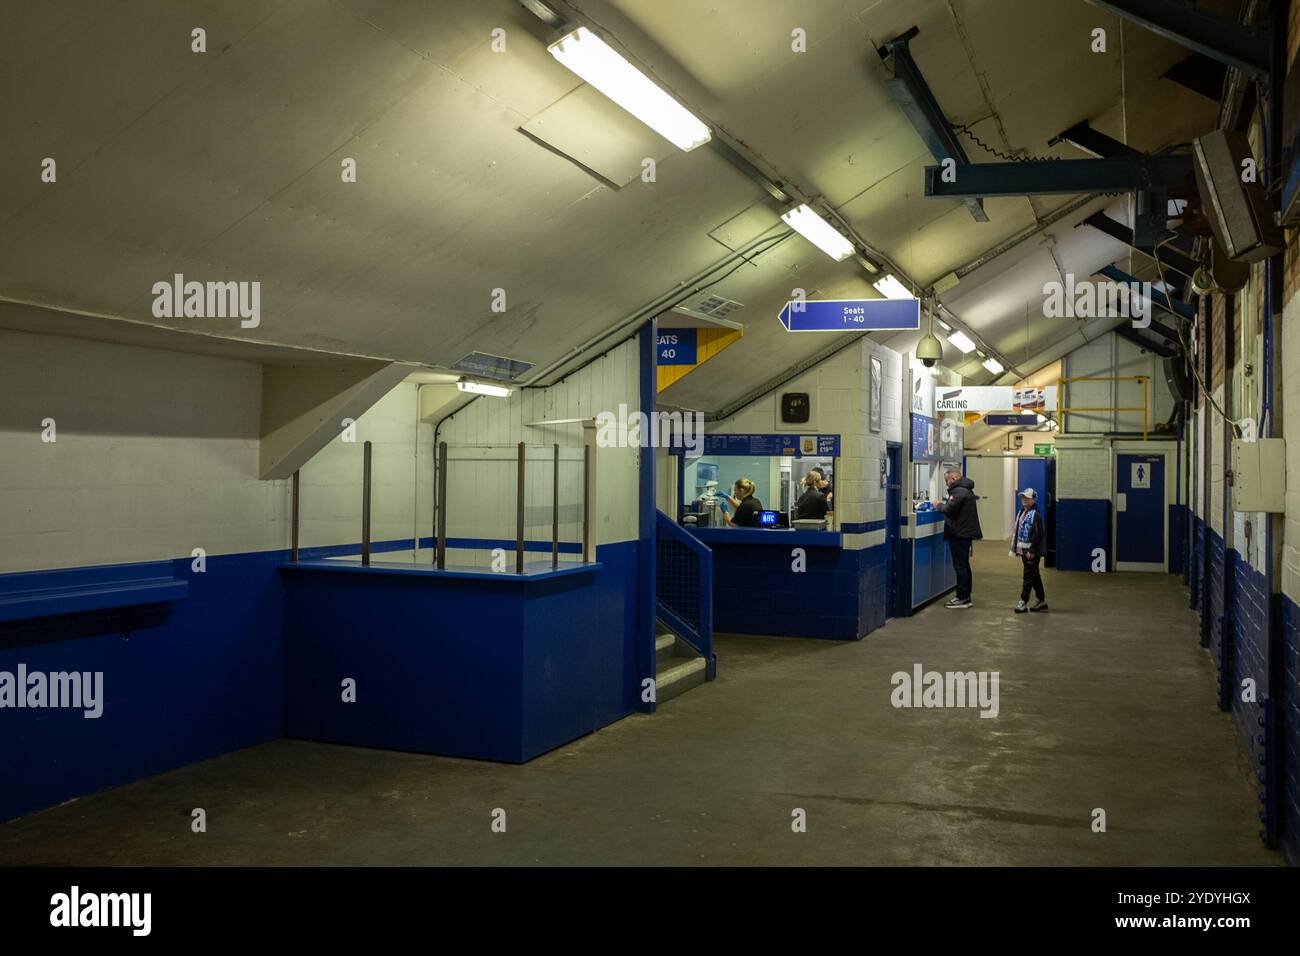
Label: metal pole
xmin=436 ymin=441 xmax=448 ymax=570
xmin=362 ymin=440 xmax=372 ymax=567
xmin=552 ymin=443 xmax=560 ymax=569
xmin=1142 ymin=377 xmax=1149 ymax=440
xmin=516 ymin=442 xmax=527 ymax=573
xmin=291 ymin=469 xmax=300 ymax=562
xmin=582 ymin=444 xmax=591 ymax=563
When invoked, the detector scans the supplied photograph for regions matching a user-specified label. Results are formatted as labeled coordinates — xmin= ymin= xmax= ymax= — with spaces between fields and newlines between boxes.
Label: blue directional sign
xmin=985 ymin=414 xmax=1038 ymax=427
xmin=778 ymin=298 xmax=920 ymax=332
xmin=657 ymin=328 xmax=696 ymax=365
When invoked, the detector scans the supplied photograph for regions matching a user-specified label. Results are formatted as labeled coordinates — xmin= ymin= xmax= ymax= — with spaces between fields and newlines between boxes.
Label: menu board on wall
xmin=694 ymin=434 xmax=841 ymax=457
xmin=910 ymin=414 xmax=963 ymax=462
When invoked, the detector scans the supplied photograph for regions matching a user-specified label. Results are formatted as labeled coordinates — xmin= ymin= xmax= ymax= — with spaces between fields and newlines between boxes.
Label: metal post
xmin=1141 ymin=376 xmax=1149 ymax=439
xmin=552 ymin=443 xmax=560 ymax=569
xmin=582 ymin=444 xmax=592 ymax=563
xmin=362 ymin=440 xmax=372 ymax=567
xmin=516 ymin=442 xmax=526 ymax=574
xmin=291 ymin=469 xmax=300 ymax=562
xmin=436 ymin=441 xmax=447 ymax=570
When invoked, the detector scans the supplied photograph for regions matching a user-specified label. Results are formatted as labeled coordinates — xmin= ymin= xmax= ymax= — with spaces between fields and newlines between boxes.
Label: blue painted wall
xmin=0 ymin=550 xmax=286 ymax=822
xmin=706 ymin=541 xmax=887 ymax=640
xmin=1056 ymin=499 xmax=1110 ymax=571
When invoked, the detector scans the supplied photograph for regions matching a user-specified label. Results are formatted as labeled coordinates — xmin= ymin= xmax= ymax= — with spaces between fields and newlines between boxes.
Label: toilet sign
xmin=1131 ymin=462 xmax=1150 ymax=489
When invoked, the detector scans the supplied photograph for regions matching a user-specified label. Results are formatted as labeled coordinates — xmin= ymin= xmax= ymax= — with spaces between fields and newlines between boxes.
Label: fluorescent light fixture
xmin=936 ymin=318 xmax=952 ymax=332
xmin=872 ymin=274 xmax=913 ymax=300
xmin=982 ymin=357 xmax=1004 ymax=375
xmin=947 ymin=330 xmax=976 ymax=353
xmin=457 ymin=377 xmax=512 ymax=398
xmin=547 ymin=27 xmax=711 ymax=151
xmin=780 ymin=203 xmax=855 ymax=261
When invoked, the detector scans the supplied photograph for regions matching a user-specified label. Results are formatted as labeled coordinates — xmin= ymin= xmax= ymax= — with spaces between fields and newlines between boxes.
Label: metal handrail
xmin=1057 ymin=374 xmax=1149 ymax=439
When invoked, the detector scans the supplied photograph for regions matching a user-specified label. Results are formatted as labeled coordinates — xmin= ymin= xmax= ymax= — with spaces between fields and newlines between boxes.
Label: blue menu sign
xmin=657 ymin=328 xmax=696 ymax=365
xmin=779 ymin=298 xmax=920 ymax=332
xmin=688 ymin=433 xmax=841 ymax=457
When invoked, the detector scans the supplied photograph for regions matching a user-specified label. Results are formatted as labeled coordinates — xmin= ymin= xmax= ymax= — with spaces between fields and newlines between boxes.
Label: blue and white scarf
xmin=1014 ymin=508 xmax=1035 ymax=554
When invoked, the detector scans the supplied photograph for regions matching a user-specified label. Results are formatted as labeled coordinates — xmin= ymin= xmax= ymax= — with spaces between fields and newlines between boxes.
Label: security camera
xmin=915 ymin=332 xmax=942 ymax=368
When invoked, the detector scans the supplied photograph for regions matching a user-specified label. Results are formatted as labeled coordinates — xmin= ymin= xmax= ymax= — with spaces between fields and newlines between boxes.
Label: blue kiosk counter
xmin=686 ymin=526 xmax=887 ymax=640
xmin=279 ymin=555 xmax=625 ymax=763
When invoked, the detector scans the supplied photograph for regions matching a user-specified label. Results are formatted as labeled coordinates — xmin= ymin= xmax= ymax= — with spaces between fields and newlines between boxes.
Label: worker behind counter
xmin=725 ymin=478 xmax=764 ymax=527
xmin=792 ymin=471 xmax=829 ymax=520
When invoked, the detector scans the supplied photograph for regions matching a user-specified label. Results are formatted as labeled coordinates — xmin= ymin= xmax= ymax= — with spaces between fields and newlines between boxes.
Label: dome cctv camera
xmin=916 ymin=332 xmax=942 ymax=368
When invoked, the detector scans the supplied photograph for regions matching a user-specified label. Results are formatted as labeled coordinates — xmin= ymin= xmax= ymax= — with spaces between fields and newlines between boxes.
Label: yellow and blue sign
xmin=657 ymin=328 xmax=696 ymax=365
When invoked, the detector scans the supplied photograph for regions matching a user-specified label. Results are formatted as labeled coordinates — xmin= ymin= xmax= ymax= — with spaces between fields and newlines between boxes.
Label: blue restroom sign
xmin=657 ymin=328 xmax=696 ymax=365
xmin=1131 ymin=462 xmax=1150 ymax=489
xmin=778 ymin=298 xmax=920 ymax=332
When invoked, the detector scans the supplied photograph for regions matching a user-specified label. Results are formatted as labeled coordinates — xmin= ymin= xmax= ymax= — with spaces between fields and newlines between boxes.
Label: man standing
xmin=935 ymin=467 xmax=982 ymax=608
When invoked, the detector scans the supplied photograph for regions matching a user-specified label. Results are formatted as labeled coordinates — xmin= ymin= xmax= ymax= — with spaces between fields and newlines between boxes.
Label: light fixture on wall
xmin=981 ymin=357 xmax=1004 ymax=375
xmin=457 ymin=377 xmax=512 ymax=397
xmin=947 ymin=330 xmax=976 ymax=353
xmin=781 ymin=203 xmax=855 ymax=261
xmin=547 ymin=26 xmax=712 ymax=151
xmin=872 ymin=273 xmax=913 ymax=300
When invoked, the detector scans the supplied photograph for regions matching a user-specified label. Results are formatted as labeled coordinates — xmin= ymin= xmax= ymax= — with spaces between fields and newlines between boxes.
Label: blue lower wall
xmin=0 ymin=539 xmax=643 ymax=822
xmin=707 ymin=542 xmax=887 ymax=640
xmin=0 ymin=550 xmax=286 ymax=822
xmin=1056 ymin=499 xmax=1110 ymax=571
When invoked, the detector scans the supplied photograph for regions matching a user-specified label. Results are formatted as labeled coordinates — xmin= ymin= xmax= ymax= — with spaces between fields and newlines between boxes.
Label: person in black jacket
xmin=934 ymin=468 xmax=982 ymax=608
xmin=1011 ymin=488 xmax=1048 ymax=613
xmin=793 ymin=471 xmax=829 ymax=521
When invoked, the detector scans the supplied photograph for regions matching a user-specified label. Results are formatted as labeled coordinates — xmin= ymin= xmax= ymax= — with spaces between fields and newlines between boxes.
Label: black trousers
xmin=1020 ymin=553 xmax=1045 ymax=602
xmin=949 ymin=537 xmax=973 ymax=600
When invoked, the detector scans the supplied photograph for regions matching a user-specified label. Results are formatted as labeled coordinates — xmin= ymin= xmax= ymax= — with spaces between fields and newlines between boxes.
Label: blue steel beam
xmin=924 ymin=155 xmax=1193 ymax=198
xmin=878 ymin=28 xmax=988 ymax=223
xmin=1085 ymin=0 xmax=1270 ymax=79
xmin=1095 ymin=263 xmax=1195 ymax=321
xmin=1078 ymin=211 xmax=1199 ymax=278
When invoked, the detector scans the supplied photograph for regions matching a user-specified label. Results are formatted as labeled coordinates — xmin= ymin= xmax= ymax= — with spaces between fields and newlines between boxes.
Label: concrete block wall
xmin=0 ymin=328 xmax=430 ymax=574
xmin=1062 ymin=331 xmax=1176 ymax=434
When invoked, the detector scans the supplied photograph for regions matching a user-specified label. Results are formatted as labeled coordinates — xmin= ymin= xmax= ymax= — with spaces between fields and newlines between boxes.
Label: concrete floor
xmin=0 ymin=543 xmax=1279 ymax=865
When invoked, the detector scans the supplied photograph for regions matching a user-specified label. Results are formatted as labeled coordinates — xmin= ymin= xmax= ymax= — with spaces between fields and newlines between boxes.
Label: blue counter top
xmin=686 ymin=527 xmax=841 ymax=548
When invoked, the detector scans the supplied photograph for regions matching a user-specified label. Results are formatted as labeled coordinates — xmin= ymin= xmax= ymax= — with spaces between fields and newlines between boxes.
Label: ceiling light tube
xmin=872 ymin=273 xmax=913 ymax=300
xmin=457 ymin=377 xmax=512 ymax=398
xmin=946 ymin=330 xmax=976 ymax=353
xmin=982 ymin=357 xmax=1004 ymax=375
xmin=547 ymin=27 xmax=712 ymax=151
xmin=780 ymin=203 xmax=855 ymax=261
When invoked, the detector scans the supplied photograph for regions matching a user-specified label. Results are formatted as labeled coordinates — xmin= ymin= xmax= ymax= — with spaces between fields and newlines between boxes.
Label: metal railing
xmin=1057 ymin=374 xmax=1149 ymax=439
xmin=655 ymin=510 xmax=714 ymax=674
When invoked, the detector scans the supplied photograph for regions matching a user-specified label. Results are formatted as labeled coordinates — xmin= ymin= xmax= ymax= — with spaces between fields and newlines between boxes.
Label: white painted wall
xmin=1062 ymin=331 xmax=1176 ymax=434
xmin=434 ymin=335 xmax=641 ymax=561
xmin=703 ymin=339 xmax=904 ymax=549
xmin=0 ymin=328 xmax=429 ymax=573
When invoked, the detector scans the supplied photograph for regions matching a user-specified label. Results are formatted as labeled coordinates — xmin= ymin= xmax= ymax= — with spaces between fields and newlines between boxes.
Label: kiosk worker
xmin=793 ymin=471 xmax=829 ymax=520
xmin=725 ymin=478 xmax=764 ymax=527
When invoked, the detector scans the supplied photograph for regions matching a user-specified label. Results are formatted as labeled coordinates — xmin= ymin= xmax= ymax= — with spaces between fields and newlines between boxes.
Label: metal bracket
xmin=1085 ymin=0 xmax=1270 ymax=80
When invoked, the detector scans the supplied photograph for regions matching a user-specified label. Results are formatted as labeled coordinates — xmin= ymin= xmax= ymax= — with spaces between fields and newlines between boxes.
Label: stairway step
xmin=655 ymin=656 xmax=708 ymax=704
xmin=655 ymin=632 xmax=678 ymax=664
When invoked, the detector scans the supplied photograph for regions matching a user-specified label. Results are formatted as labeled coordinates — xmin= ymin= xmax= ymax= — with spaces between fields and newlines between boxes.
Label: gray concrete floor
xmin=0 ymin=543 xmax=1279 ymax=865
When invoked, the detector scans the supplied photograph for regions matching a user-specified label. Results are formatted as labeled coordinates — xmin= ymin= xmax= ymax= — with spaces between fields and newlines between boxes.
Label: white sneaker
xmin=1014 ymin=600 xmax=1028 ymax=613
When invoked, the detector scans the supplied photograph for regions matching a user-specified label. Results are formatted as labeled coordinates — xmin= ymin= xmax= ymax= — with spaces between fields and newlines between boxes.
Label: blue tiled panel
xmin=708 ymin=541 xmax=888 ymax=640
xmin=1281 ymin=596 xmax=1300 ymax=865
xmin=0 ymin=551 xmax=286 ymax=822
xmin=1188 ymin=515 xmax=1203 ymax=610
xmin=1230 ymin=554 xmax=1268 ymax=791
xmin=1055 ymin=499 xmax=1110 ymax=571
xmin=1168 ymin=504 xmax=1186 ymax=575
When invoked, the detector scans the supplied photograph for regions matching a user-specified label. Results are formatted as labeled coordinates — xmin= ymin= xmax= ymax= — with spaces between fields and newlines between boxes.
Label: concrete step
xmin=655 ymin=656 xmax=708 ymax=704
xmin=655 ymin=631 xmax=678 ymax=664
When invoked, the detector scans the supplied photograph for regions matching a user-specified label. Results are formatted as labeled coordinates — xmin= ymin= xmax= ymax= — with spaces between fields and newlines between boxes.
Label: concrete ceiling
xmin=0 ymin=0 xmax=1218 ymax=412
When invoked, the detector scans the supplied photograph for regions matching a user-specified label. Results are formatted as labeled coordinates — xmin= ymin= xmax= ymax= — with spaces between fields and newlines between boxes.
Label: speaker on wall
xmin=1192 ymin=130 xmax=1284 ymax=263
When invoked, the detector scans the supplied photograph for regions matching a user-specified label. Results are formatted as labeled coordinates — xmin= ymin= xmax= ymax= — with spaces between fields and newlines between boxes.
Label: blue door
xmin=1116 ymin=454 xmax=1165 ymax=567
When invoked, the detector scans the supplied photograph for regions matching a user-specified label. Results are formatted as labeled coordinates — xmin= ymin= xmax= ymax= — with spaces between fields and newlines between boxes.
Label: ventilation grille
xmin=691 ymin=295 xmax=744 ymax=318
